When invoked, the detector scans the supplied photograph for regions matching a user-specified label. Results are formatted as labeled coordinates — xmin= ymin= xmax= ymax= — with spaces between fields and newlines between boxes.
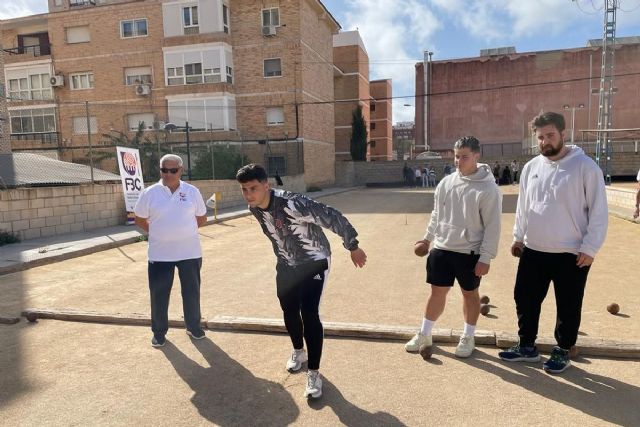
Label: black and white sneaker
xmin=186 ymin=329 xmax=206 ymax=340
xmin=151 ymin=335 xmax=166 ymax=348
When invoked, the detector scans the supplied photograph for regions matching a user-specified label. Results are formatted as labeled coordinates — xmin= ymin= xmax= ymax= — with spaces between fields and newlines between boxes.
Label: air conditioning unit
xmin=50 ymin=75 xmax=64 ymax=87
xmin=135 ymin=84 xmax=151 ymax=96
xmin=262 ymin=25 xmax=276 ymax=36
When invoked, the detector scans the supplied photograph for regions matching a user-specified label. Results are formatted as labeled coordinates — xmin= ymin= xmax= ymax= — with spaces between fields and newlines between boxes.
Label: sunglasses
xmin=160 ymin=167 xmax=180 ymax=174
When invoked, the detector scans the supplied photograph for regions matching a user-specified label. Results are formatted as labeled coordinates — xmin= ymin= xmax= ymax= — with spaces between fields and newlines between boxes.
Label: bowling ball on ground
xmin=480 ymin=304 xmax=490 ymax=316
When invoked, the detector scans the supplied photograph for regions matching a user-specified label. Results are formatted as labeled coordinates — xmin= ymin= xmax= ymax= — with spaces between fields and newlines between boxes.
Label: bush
xmin=0 ymin=230 xmax=21 ymax=246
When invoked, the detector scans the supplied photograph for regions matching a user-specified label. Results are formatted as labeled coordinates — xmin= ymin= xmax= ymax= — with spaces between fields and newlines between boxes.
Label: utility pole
xmin=595 ymin=0 xmax=617 ymax=185
xmin=423 ymin=50 xmax=433 ymax=157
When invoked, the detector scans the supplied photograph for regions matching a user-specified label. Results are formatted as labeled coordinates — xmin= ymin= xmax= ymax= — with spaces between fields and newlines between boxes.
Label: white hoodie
xmin=514 ymin=145 xmax=608 ymax=258
xmin=424 ymin=163 xmax=502 ymax=264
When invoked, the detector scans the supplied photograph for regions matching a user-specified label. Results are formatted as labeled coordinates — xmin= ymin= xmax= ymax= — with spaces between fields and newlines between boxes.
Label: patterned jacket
xmin=249 ymin=189 xmax=359 ymax=266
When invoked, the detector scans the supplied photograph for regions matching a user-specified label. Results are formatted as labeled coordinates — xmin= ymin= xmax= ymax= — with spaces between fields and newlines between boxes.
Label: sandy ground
xmin=1 ymin=320 xmax=639 ymax=426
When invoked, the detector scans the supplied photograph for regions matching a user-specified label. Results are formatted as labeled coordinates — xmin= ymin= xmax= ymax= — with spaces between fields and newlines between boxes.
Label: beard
xmin=540 ymin=137 xmax=564 ymax=157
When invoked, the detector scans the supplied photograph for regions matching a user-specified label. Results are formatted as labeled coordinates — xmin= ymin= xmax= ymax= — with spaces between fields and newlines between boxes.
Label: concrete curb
xmin=20 ymin=309 xmax=640 ymax=359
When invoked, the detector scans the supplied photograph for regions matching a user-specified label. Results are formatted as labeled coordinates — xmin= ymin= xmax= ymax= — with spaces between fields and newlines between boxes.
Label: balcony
xmin=3 ymin=44 xmax=51 ymax=58
xmin=69 ymin=0 xmax=96 ymax=7
xmin=11 ymin=132 xmax=60 ymax=145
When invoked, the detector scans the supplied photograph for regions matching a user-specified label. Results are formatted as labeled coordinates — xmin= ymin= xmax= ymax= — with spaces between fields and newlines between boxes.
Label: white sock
xmin=463 ymin=322 xmax=476 ymax=337
xmin=420 ymin=318 xmax=435 ymax=336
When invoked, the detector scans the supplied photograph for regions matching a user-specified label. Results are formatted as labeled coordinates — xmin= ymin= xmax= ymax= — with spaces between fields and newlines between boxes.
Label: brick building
xmin=0 ymin=37 xmax=10 ymax=154
xmin=369 ymin=79 xmax=392 ymax=161
xmin=415 ymin=38 xmax=640 ymax=157
xmin=332 ymin=31 xmax=392 ymax=162
xmin=1 ymin=0 xmax=341 ymax=186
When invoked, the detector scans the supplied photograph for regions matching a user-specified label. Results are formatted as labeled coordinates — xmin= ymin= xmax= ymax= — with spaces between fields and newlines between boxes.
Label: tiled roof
xmin=0 ymin=153 xmax=121 ymax=188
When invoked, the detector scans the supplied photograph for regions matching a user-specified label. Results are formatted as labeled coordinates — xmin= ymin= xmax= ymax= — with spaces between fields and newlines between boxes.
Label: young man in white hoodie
xmin=499 ymin=112 xmax=608 ymax=374
xmin=405 ymin=136 xmax=502 ymax=358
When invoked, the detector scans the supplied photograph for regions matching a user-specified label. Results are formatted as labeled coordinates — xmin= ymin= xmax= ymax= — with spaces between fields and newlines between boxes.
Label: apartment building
xmin=369 ymin=79 xmax=392 ymax=161
xmin=392 ymin=121 xmax=415 ymax=160
xmin=415 ymin=38 xmax=640 ymax=156
xmin=0 ymin=39 xmax=9 ymax=154
xmin=1 ymin=0 xmax=341 ymax=185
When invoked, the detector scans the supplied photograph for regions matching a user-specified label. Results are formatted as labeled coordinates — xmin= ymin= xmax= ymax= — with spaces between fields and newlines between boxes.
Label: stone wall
xmin=0 ymin=174 xmax=306 ymax=241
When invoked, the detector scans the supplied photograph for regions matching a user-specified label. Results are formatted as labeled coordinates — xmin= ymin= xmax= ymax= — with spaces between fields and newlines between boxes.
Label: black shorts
xmin=426 ymin=248 xmax=481 ymax=291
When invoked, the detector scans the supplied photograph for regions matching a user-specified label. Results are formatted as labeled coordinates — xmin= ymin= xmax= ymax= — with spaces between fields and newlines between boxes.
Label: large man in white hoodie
xmin=499 ymin=112 xmax=608 ymax=374
xmin=405 ymin=136 xmax=502 ymax=358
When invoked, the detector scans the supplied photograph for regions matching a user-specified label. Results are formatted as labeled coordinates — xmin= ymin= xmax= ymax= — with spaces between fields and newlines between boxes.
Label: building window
xmin=370 ymin=103 xmax=376 ymax=112
xmin=204 ymin=67 xmax=221 ymax=83
xmin=183 ymin=6 xmax=199 ymax=34
xmin=167 ymin=97 xmax=236 ymax=132
xmin=371 ymin=122 xmax=376 ymax=130
xmin=223 ymin=4 xmax=229 ymax=34
xmin=370 ymin=141 xmax=376 ymax=148
xmin=127 ymin=113 xmax=155 ymax=131
xmin=185 ymin=63 xmax=203 ymax=84
xmin=266 ymin=107 xmax=284 ymax=126
xmin=66 ymin=26 xmax=90 ymax=43
xmin=226 ymin=66 xmax=233 ymax=84
xmin=124 ymin=66 xmax=152 ymax=85
xmin=167 ymin=67 xmax=184 ymax=85
xmin=264 ymin=58 xmax=282 ymax=77
xmin=8 ymin=74 xmax=52 ymax=101
xmin=262 ymin=8 xmax=280 ymax=27
xmin=70 ymin=72 xmax=94 ymax=90
xmin=73 ymin=116 xmax=98 ymax=134
xmin=121 ymin=19 xmax=148 ymax=38
xmin=9 ymin=108 xmax=56 ymax=134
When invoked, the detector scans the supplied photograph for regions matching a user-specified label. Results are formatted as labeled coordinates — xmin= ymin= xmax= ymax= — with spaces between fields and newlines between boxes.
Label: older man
xmin=134 ymin=154 xmax=207 ymax=347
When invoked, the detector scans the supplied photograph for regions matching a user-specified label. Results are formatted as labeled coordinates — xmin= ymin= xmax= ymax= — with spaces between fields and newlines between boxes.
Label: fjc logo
xmin=120 ymin=152 xmax=138 ymax=176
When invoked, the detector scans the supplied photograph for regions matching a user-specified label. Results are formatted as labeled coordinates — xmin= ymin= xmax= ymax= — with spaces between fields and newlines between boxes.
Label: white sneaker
xmin=305 ymin=370 xmax=323 ymax=399
xmin=285 ymin=349 xmax=307 ymax=372
xmin=455 ymin=335 xmax=475 ymax=358
xmin=405 ymin=332 xmax=432 ymax=353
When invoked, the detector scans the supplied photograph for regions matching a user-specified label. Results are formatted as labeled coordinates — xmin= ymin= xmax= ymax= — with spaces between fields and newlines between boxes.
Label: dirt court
xmin=1 ymin=187 xmax=639 ymax=425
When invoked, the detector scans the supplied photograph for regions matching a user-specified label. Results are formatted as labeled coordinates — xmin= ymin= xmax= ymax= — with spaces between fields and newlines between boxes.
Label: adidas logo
xmin=313 ymin=274 xmax=322 ymax=280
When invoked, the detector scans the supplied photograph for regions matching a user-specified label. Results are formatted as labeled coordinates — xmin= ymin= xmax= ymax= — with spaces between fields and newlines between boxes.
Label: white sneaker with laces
xmin=285 ymin=349 xmax=307 ymax=372
xmin=305 ymin=370 xmax=323 ymax=399
xmin=455 ymin=335 xmax=475 ymax=358
xmin=405 ymin=332 xmax=432 ymax=353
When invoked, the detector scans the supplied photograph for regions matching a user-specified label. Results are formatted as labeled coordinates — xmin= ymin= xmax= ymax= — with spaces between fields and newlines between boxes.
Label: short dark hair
xmin=236 ymin=163 xmax=268 ymax=183
xmin=532 ymin=112 xmax=565 ymax=133
xmin=453 ymin=136 xmax=481 ymax=153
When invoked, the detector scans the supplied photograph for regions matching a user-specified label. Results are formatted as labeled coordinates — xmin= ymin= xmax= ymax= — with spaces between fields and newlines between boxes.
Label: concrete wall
xmin=0 ymin=174 xmax=306 ymax=241
xmin=606 ymin=186 xmax=637 ymax=212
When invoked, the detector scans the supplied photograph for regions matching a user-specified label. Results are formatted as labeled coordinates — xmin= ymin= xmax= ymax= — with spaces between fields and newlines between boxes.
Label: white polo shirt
xmin=134 ymin=180 xmax=207 ymax=262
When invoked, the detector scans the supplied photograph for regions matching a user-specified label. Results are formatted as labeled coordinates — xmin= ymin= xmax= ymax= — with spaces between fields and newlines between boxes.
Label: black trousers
xmin=514 ymin=248 xmax=590 ymax=349
xmin=148 ymin=258 xmax=203 ymax=338
xmin=276 ymin=258 xmax=329 ymax=370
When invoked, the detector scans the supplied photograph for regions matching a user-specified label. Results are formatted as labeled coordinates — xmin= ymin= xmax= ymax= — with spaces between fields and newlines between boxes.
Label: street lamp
xmin=562 ymin=104 xmax=585 ymax=145
xmin=163 ymin=121 xmax=191 ymax=180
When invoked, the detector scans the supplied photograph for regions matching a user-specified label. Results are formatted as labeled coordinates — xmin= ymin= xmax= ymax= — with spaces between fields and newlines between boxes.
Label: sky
xmin=2 ymin=0 xmax=640 ymax=123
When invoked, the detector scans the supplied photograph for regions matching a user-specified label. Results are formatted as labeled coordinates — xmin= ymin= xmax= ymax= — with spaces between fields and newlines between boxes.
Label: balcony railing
xmin=11 ymin=132 xmax=60 ymax=144
xmin=69 ymin=0 xmax=96 ymax=6
xmin=3 ymin=44 xmax=51 ymax=57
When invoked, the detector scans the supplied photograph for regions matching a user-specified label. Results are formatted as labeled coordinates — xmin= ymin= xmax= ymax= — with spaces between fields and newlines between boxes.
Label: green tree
xmin=100 ymin=122 xmax=170 ymax=181
xmin=191 ymin=144 xmax=249 ymax=180
xmin=350 ymin=106 xmax=368 ymax=161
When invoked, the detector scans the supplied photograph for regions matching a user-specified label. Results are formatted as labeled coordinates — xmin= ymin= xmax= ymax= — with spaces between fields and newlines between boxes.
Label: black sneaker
xmin=543 ymin=346 xmax=571 ymax=374
xmin=498 ymin=344 xmax=541 ymax=362
xmin=151 ymin=335 xmax=166 ymax=348
xmin=186 ymin=329 xmax=206 ymax=340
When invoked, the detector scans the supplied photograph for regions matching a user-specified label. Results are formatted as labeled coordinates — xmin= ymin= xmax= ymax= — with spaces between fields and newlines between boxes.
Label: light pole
xmin=163 ymin=122 xmax=192 ymax=180
xmin=563 ymin=104 xmax=585 ymax=145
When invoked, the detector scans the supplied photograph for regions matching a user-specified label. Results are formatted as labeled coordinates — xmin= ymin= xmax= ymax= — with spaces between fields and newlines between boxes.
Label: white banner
xmin=116 ymin=147 xmax=145 ymax=212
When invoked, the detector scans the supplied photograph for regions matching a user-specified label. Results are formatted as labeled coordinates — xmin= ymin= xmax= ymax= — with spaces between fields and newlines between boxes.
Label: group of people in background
xmin=133 ymin=111 xmax=612 ymax=401
xmin=493 ymin=160 xmax=520 ymax=185
xmin=403 ymin=163 xmax=454 ymax=188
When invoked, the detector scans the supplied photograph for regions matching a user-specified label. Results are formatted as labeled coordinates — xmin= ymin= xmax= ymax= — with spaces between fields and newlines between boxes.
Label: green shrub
xmin=0 ymin=230 xmax=21 ymax=246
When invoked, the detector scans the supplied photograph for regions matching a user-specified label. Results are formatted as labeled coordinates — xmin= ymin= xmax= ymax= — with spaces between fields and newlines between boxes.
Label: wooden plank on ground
xmin=0 ymin=316 xmax=20 ymax=325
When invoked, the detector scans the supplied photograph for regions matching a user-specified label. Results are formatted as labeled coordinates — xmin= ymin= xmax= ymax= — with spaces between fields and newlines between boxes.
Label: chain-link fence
xmin=9 ymin=101 xmax=305 ymax=182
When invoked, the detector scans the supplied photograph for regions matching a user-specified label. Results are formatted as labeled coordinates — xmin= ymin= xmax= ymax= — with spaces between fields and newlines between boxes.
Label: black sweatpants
xmin=514 ymin=248 xmax=591 ymax=349
xmin=276 ymin=258 xmax=330 ymax=370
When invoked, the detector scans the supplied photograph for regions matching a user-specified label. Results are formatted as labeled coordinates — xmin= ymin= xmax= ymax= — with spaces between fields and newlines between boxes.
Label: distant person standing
xmin=511 ymin=160 xmax=520 ymax=183
xmin=134 ymin=154 xmax=208 ymax=348
xmin=428 ymin=166 xmax=437 ymax=187
xmin=415 ymin=166 xmax=422 ymax=187
xmin=634 ymin=167 xmax=640 ymax=219
xmin=422 ymin=166 xmax=429 ymax=188
xmin=499 ymin=112 xmax=608 ymax=374
xmin=493 ymin=161 xmax=501 ymax=184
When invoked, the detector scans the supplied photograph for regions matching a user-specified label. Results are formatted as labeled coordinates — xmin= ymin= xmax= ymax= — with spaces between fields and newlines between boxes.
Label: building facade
xmin=415 ymin=39 xmax=640 ymax=157
xmin=392 ymin=121 xmax=414 ymax=160
xmin=369 ymin=79 xmax=392 ymax=161
xmin=2 ymin=0 xmax=341 ymax=185
xmin=0 ymin=37 xmax=10 ymax=154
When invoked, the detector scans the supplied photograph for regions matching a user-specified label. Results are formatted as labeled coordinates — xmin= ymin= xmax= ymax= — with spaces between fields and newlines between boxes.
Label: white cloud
xmin=342 ymin=0 xmax=441 ymax=123
xmin=0 ymin=1 xmax=47 ymax=20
